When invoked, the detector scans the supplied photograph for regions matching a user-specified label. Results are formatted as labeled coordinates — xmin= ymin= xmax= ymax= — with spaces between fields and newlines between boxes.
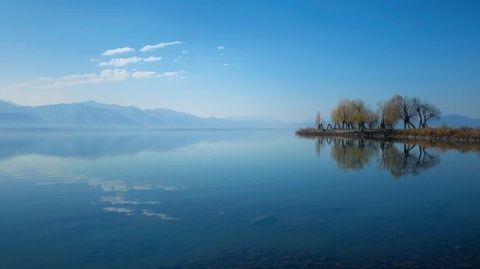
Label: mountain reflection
xmin=0 ymin=129 xmax=249 ymax=159
xmin=315 ymin=138 xmax=441 ymax=177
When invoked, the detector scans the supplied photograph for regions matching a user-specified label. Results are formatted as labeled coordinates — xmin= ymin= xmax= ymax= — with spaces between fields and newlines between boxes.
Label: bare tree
xmin=420 ymin=102 xmax=441 ymax=128
xmin=315 ymin=112 xmax=324 ymax=130
xmin=399 ymin=96 xmax=417 ymax=129
xmin=378 ymin=103 xmax=386 ymax=129
xmin=411 ymin=99 xmax=441 ymax=128
xmin=411 ymin=97 xmax=424 ymax=128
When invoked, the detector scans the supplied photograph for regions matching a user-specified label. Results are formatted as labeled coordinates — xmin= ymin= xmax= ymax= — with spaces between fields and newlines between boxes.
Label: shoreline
xmin=296 ymin=127 xmax=480 ymax=144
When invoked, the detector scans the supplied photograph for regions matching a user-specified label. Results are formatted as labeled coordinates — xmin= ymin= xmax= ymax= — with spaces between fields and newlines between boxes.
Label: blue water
xmin=0 ymin=130 xmax=479 ymax=268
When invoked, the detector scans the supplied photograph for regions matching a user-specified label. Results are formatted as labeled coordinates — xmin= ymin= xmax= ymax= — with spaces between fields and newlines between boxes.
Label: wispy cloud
xmin=140 ymin=41 xmax=182 ymax=52
xmin=2 ymin=41 xmax=185 ymax=94
xmin=2 ymin=68 xmax=182 ymax=93
xmin=217 ymin=45 xmax=224 ymax=50
xmin=132 ymin=71 xmax=157 ymax=79
xmin=98 ymin=57 xmax=143 ymax=67
xmin=143 ymin=56 xmax=162 ymax=62
xmin=98 ymin=56 xmax=162 ymax=67
xmin=102 ymin=47 xmax=135 ymax=56
xmin=39 ymin=69 xmax=130 ymax=89
xmin=132 ymin=70 xmax=182 ymax=80
xmin=157 ymin=71 xmax=181 ymax=79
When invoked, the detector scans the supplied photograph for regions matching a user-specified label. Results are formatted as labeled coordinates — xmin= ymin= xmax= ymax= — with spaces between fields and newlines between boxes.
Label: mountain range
xmin=0 ymin=100 xmax=478 ymax=129
xmin=0 ymin=100 xmax=300 ymax=129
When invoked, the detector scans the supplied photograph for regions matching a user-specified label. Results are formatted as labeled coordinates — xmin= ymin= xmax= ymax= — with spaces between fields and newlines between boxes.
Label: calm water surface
xmin=1 ymin=130 xmax=479 ymax=268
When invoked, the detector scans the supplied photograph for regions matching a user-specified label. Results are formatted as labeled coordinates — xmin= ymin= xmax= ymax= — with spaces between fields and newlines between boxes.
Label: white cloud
xmin=98 ymin=56 xmax=161 ymax=67
xmin=217 ymin=46 xmax=224 ymax=50
xmin=101 ymin=47 xmax=135 ymax=56
xmin=140 ymin=41 xmax=182 ymax=52
xmin=143 ymin=56 xmax=162 ymax=62
xmin=157 ymin=71 xmax=181 ymax=79
xmin=98 ymin=57 xmax=143 ymax=67
xmin=132 ymin=70 xmax=182 ymax=79
xmin=40 ymin=69 xmax=130 ymax=89
xmin=182 ymin=49 xmax=189 ymax=54
xmin=6 ymin=50 xmax=182 ymax=91
xmin=124 ymin=71 xmax=182 ymax=80
xmin=132 ymin=71 xmax=157 ymax=79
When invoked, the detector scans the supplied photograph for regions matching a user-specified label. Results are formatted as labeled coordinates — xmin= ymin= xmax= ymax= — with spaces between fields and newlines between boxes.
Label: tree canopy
xmin=321 ymin=95 xmax=441 ymax=130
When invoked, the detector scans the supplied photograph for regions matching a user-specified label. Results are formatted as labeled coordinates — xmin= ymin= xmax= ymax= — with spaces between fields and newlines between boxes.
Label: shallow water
xmin=0 ymin=130 xmax=479 ymax=268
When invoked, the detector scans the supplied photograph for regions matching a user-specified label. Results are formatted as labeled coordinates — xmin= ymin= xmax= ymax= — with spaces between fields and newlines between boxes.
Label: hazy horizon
xmin=1 ymin=1 xmax=479 ymax=121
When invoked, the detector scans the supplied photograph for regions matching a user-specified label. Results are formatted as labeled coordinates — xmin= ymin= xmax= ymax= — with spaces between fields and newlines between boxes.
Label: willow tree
xmin=331 ymin=109 xmax=342 ymax=129
xmin=331 ymin=100 xmax=351 ymax=129
xmin=365 ymin=108 xmax=379 ymax=129
xmin=330 ymin=99 xmax=377 ymax=130
xmin=350 ymin=99 xmax=368 ymax=130
xmin=378 ymin=95 xmax=402 ymax=129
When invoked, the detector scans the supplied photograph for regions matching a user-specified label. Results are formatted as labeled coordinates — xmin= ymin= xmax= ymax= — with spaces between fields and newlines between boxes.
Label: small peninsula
xmin=297 ymin=95 xmax=480 ymax=143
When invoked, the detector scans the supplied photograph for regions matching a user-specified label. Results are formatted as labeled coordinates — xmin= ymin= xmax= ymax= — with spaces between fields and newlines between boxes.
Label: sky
xmin=0 ymin=0 xmax=479 ymax=121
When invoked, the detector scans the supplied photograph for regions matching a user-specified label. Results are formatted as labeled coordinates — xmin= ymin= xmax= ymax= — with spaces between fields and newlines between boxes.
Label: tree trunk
xmin=417 ymin=110 xmax=423 ymax=128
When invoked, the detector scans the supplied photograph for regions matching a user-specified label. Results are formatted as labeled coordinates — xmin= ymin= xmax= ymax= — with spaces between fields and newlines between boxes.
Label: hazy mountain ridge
xmin=1 ymin=100 xmax=477 ymax=129
xmin=429 ymin=114 xmax=480 ymax=128
xmin=0 ymin=100 xmax=295 ymax=129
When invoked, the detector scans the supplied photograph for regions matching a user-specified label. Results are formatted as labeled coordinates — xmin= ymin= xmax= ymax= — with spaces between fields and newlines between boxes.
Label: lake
xmin=1 ymin=130 xmax=479 ymax=268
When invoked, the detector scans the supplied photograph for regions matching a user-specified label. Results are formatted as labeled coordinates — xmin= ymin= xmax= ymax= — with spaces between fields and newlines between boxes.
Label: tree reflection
xmin=315 ymin=138 xmax=441 ymax=177
xmin=378 ymin=142 xmax=440 ymax=177
xmin=329 ymin=138 xmax=379 ymax=171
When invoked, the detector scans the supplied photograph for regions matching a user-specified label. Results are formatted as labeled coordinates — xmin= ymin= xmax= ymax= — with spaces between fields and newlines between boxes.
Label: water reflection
xmin=0 ymin=129 xmax=250 ymax=159
xmin=379 ymin=142 xmax=440 ymax=177
xmin=2 ymin=131 xmax=480 ymax=268
xmin=315 ymin=137 xmax=442 ymax=177
xmin=330 ymin=139 xmax=379 ymax=171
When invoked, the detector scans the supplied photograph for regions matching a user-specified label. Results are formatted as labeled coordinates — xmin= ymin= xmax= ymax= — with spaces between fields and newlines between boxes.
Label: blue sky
xmin=0 ymin=0 xmax=479 ymax=120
